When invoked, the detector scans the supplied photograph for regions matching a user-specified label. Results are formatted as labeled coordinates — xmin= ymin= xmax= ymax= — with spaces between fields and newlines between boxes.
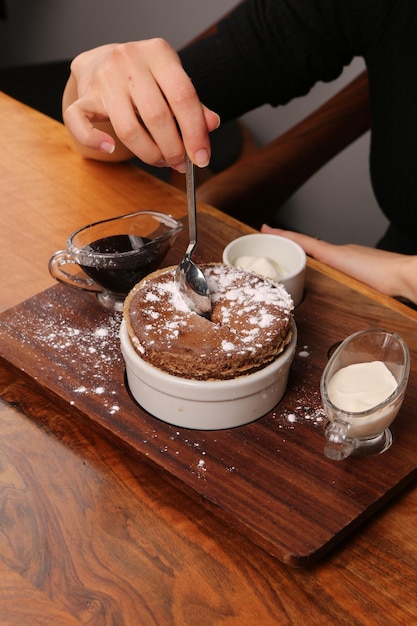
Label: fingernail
xmin=100 ymin=141 xmax=115 ymax=154
xmin=194 ymin=149 xmax=210 ymax=168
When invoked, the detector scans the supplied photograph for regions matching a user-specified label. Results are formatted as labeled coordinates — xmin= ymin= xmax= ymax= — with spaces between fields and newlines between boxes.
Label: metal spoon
xmin=175 ymin=156 xmax=212 ymax=319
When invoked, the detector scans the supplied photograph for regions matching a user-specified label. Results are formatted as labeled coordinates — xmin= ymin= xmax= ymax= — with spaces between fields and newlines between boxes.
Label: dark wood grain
xmin=1 ymin=212 xmax=417 ymax=567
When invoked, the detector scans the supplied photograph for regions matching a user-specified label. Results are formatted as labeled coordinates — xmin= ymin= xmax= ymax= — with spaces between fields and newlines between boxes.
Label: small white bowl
xmin=120 ymin=320 xmax=297 ymax=430
xmin=222 ymin=234 xmax=306 ymax=306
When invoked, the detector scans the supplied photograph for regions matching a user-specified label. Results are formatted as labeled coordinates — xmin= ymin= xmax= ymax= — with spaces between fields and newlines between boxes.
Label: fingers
xmin=261 ymin=225 xmax=330 ymax=259
xmin=126 ymin=42 xmax=216 ymax=168
xmin=63 ymin=102 xmax=115 ymax=154
xmin=63 ymin=40 xmax=220 ymax=170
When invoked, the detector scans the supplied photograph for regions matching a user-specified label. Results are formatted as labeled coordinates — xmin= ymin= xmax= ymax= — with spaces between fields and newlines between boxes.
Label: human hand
xmin=261 ymin=225 xmax=417 ymax=304
xmin=62 ymin=39 xmax=220 ymax=171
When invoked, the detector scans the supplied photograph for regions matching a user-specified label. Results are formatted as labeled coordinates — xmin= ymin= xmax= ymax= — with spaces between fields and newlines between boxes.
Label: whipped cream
xmin=327 ymin=360 xmax=397 ymax=413
xmin=234 ymin=255 xmax=286 ymax=282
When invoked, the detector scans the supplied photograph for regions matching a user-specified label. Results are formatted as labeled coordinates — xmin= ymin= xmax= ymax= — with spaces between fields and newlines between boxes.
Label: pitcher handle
xmin=324 ymin=419 xmax=359 ymax=461
xmin=48 ymin=250 xmax=102 ymax=293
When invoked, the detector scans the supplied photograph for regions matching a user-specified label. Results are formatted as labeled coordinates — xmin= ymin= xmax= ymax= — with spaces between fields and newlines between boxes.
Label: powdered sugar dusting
xmin=207 ymin=264 xmax=292 ymax=311
xmin=127 ymin=264 xmax=294 ymax=380
xmin=4 ymin=295 xmax=124 ymax=415
xmin=221 ymin=340 xmax=235 ymax=352
xmin=133 ymin=266 xmax=293 ymax=353
xmin=273 ymin=392 xmax=326 ymax=430
xmin=272 ymin=345 xmax=326 ymax=430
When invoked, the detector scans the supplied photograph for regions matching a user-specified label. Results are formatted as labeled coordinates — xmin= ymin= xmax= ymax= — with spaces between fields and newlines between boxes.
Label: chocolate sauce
xmin=80 ymin=234 xmax=169 ymax=295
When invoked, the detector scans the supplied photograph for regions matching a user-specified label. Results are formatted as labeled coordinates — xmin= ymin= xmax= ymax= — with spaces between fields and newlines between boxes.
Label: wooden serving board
xmin=1 ymin=212 xmax=417 ymax=567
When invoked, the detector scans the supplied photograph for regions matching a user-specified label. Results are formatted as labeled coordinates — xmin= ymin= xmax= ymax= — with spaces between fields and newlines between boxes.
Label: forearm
xmin=335 ymin=245 xmax=417 ymax=304
xmin=262 ymin=225 xmax=417 ymax=306
xmin=395 ymin=255 xmax=417 ymax=305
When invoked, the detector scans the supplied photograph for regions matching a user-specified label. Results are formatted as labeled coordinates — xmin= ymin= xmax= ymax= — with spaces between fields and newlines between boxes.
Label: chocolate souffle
xmin=123 ymin=263 xmax=294 ymax=381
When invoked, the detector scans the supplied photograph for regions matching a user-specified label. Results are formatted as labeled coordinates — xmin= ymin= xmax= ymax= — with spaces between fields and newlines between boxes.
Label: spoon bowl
xmin=176 ymin=248 xmax=212 ymax=318
xmin=175 ymin=156 xmax=211 ymax=319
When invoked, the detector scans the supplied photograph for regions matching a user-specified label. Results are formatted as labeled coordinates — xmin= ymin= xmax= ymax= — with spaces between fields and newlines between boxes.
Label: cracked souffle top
xmin=123 ymin=263 xmax=294 ymax=380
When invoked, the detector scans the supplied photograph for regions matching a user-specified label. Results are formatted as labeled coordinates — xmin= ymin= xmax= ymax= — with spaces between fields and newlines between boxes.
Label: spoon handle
xmin=185 ymin=155 xmax=197 ymax=253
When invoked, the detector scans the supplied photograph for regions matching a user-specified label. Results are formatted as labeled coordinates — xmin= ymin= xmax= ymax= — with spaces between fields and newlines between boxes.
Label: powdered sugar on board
xmin=270 ymin=343 xmax=326 ymax=431
xmin=0 ymin=288 xmax=124 ymax=415
xmin=272 ymin=388 xmax=326 ymax=430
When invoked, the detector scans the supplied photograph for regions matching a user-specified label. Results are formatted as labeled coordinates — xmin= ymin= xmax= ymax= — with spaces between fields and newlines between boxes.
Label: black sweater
xmin=179 ymin=0 xmax=417 ymax=253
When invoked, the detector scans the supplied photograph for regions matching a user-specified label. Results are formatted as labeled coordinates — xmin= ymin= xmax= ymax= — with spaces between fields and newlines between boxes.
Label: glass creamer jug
xmin=321 ymin=329 xmax=410 ymax=460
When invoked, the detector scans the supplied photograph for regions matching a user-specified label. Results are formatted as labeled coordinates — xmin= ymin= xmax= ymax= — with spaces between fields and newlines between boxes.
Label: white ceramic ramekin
xmin=222 ymin=234 xmax=306 ymax=306
xmin=120 ymin=319 xmax=297 ymax=430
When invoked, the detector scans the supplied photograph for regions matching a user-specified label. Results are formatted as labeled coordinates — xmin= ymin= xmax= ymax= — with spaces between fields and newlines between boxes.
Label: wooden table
xmin=1 ymin=91 xmax=417 ymax=624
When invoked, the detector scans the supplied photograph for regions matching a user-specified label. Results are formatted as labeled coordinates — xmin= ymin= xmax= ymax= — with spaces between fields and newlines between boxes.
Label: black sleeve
xmin=179 ymin=0 xmax=386 ymax=121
